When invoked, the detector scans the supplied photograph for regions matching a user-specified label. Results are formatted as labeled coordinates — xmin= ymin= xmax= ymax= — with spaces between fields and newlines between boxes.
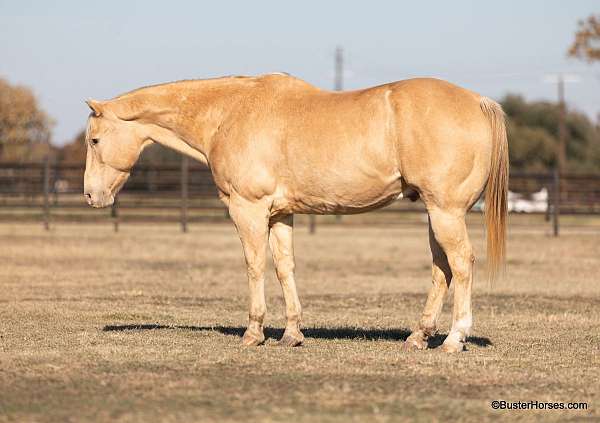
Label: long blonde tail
xmin=480 ymin=97 xmax=509 ymax=282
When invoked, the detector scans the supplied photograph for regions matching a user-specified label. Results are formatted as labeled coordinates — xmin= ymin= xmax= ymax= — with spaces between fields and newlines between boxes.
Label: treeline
xmin=1 ymin=77 xmax=599 ymax=173
xmin=0 ymin=78 xmax=53 ymax=161
xmin=504 ymin=94 xmax=600 ymax=172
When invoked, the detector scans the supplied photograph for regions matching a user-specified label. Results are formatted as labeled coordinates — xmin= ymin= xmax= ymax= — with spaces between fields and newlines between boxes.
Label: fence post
xmin=43 ymin=156 xmax=50 ymax=231
xmin=552 ymin=168 xmax=560 ymax=237
xmin=309 ymin=215 xmax=316 ymax=234
xmin=181 ymin=156 xmax=189 ymax=233
xmin=111 ymin=197 xmax=119 ymax=232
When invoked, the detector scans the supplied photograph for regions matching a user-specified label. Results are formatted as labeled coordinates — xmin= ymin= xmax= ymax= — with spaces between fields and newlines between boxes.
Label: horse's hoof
xmin=440 ymin=340 xmax=465 ymax=353
xmin=278 ymin=330 xmax=304 ymax=347
xmin=402 ymin=336 xmax=428 ymax=351
xmin=242 ymin=329 xmax=265 ymax=346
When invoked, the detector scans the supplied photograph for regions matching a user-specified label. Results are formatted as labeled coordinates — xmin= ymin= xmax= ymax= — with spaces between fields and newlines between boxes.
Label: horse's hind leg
xmin=403 ymin=218 xmax=451 ymax=350
xmin=269 ymin=215 xmax=304 ymax=346
xmin=427 ymin=207 xmax=474 ymax=353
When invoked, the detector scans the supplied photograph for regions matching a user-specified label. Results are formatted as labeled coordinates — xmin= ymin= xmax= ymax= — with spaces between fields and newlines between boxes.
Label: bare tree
xmin=0 ymin=78 xmax=53 ymax=161
xmin=568 ymin=14 xmax=600 ymax=62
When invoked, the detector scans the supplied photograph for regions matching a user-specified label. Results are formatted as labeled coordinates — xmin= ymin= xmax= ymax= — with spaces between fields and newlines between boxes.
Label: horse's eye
xmin=91 ymin=138 xmax=99 ymax=145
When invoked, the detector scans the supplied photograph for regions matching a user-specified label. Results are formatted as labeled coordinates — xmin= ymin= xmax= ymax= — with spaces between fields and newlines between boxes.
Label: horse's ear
xmin=86 ymin=99 xmax=104 ymax=117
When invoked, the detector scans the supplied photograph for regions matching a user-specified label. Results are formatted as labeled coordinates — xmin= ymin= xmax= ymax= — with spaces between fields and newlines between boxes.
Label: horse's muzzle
xmin=84 ymin=191 xmax=114 ymax=208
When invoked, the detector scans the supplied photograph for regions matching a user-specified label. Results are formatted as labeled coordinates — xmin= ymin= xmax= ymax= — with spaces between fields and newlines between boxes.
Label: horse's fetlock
xmin=420 ymin=325 xmax=437 ymax=337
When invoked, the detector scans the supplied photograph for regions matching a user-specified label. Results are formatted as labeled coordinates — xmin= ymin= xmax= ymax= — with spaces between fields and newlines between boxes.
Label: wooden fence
xmin=1 ymin=159 xmax=599 ymax=235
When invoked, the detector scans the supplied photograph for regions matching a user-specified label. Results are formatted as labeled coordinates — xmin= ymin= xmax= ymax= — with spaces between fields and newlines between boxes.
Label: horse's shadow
xmin=102 ymin=324 xmax=492 ymax=348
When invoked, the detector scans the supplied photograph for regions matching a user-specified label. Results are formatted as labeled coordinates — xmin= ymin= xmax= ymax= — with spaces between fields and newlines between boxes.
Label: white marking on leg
xmin=449 ymin=315 xmax=473 ymax=343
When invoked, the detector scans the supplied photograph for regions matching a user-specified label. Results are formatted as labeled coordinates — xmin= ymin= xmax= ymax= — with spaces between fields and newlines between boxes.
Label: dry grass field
xmin=1 ymin=217 xmax=599 ymax=422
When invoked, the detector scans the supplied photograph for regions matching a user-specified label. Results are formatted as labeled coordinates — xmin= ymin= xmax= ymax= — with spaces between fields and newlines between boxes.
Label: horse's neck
xmin=145 ymin=122 xmax=210 ymax=165
xmin=115 ymin=84 xmax=236 ymax=165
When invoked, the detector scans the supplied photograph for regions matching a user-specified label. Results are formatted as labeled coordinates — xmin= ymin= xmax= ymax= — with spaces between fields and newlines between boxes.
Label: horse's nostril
xmin=85 ymin=193 xmax=92 ymax=200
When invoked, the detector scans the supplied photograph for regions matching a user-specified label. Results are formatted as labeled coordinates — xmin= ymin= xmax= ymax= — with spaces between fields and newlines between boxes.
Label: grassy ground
xmin=1 ymin=220 xmax=599 ymax=422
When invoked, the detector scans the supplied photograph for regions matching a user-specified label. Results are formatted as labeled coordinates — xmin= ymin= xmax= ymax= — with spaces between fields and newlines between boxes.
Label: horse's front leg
xmin=228 ymin=196 xmax=270 ymax=346
xmin=269 ymin=215 xmax=304 ymax=346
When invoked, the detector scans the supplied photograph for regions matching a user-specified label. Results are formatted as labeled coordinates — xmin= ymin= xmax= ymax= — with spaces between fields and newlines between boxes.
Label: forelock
xmin=84 ymin=115 xmax=101 ymax=141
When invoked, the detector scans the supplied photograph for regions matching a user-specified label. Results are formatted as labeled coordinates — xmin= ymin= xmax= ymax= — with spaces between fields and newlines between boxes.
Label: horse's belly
xmin=280 ymin=172 xmax=404 ymax=215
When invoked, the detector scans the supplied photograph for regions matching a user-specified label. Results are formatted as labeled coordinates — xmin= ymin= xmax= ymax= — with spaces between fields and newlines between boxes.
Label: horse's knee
xmin=274 ymin=255 xmax=295 ymax=281
xmin=247 ymin=265 xmax=262 ymax=282
xmin=246 ymin=253 xmax=267 ymax=281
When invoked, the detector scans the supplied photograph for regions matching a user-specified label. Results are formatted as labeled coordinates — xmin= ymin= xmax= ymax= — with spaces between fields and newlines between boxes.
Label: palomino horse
xmin=83 ymin=74 xmax=508 ymax=353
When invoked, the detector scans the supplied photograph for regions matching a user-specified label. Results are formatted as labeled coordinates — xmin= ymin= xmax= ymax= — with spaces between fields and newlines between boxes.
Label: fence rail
xmin=1 ymin=160 xmax=599 ymax=234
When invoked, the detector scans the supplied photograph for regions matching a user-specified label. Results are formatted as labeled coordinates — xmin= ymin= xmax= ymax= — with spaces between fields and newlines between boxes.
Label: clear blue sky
xmin=1 ymin=0 xmax=598 ymax=145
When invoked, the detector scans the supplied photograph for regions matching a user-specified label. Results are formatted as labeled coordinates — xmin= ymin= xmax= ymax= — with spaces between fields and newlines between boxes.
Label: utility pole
xmin=543 ymin=73 xmax=578 ymax=173
xmin=557 ymin=75 xmax=567 ymax=176
xmin=335 ymin=46 xmax=343 ymax=92
xmin=543 ymin=73 xmax=578 ymax=237
xmin=309 ymin=46 xmax=345 ymax=233
xmin=554 ymin=75 xmax=567 ymax=237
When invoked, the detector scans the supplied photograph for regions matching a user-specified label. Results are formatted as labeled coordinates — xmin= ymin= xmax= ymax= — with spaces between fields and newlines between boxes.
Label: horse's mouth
xmin=84 ymin=192 xmax=115 ymax=208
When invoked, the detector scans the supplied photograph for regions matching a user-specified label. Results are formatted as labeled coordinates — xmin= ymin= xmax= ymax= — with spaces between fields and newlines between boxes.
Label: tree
xmin=57 ymin=130 xmax=86 ymax=164
xmin=0 ymin=78 xmax=53 ymax=161
xmin=566 ymin=15 xmax=600 ymax=173
xmin=568 ymin=14 xmax=600 ymax=62
xmin=501 ymin=94 xmax=600 ymax=173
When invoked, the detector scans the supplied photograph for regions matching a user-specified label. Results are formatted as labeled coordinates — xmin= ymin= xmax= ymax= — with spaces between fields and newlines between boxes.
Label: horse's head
xmin=83 ymin=99 xmax=151 ymax=208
